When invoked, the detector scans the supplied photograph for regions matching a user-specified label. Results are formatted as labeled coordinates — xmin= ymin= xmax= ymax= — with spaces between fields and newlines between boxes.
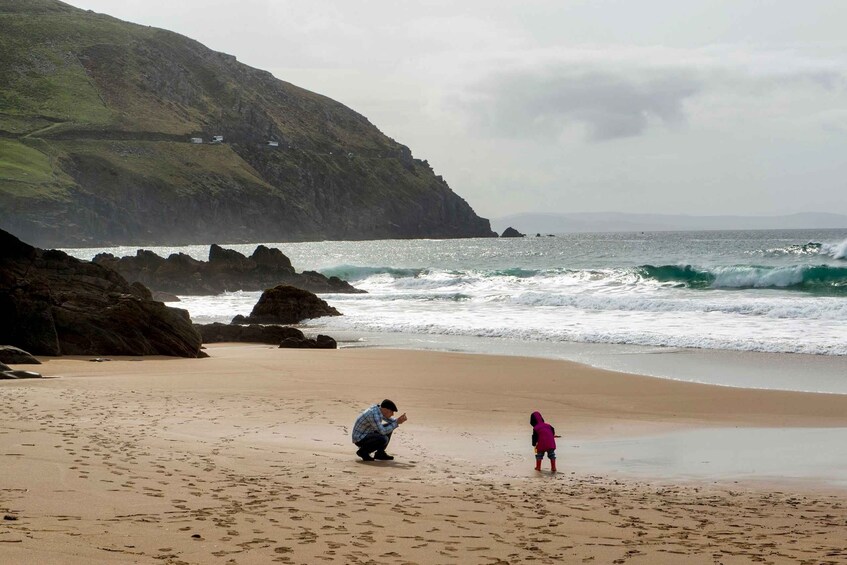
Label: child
xmin=530 ymin=411 xmax=557 ymax=473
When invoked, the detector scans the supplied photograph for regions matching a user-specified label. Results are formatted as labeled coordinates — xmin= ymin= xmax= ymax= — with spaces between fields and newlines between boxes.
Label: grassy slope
xmin=56 ymin=140 xmax=278 ymax=200
xmin=0 ymin=139 xmax=54 ymax=183
xmin=0 ymin=0 xmax=492 ymax=244
xmin=0 ymin=138 xmax=75 ymax=200
xmin=0 ymin=4 xmax=115 ymax=131
xmin=0 ymin=0 xmax=392 ymax=181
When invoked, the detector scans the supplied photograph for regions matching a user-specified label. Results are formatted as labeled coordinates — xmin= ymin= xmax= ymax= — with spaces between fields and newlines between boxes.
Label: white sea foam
xmin=149 ymin=265 xmax=847 ymax=356
xmin=62 ymin=229 xmax=847 ymax=359
xmin=711 ymin=265 xmax=805 ymax=288
xmin=306 ymin=304 xmax=847 ymax=356
xmin=174 ymin=291 xmax=261 ymax=324
xmin=822 ymin=237 xmax=847 ymax=259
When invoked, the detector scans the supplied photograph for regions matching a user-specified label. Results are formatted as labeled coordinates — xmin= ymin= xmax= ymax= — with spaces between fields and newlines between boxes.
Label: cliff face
xmin=0 ymin=0 xmax=495 ymax=246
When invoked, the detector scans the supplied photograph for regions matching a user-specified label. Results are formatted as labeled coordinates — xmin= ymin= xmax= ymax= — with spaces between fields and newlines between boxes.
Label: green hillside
xmin=0 ymin=0 xmax=494 ymax=246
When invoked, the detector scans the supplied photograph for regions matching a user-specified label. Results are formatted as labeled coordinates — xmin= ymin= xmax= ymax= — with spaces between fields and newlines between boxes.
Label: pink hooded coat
xmin=530 ymin=411 xmax=556 ymax=452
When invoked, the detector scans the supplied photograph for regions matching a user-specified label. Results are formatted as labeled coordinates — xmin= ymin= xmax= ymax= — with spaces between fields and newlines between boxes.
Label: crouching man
xmin=352 ymin=399 xmax=407 ymax=461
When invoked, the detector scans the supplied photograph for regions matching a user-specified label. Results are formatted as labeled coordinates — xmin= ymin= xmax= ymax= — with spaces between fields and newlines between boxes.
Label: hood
xmin=530 ymin=411 xmax=544 ymax=426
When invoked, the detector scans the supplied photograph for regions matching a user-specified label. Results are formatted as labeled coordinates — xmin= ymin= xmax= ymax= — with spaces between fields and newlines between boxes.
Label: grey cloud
xmin=463 ymin=68 xmax=702 ymax=142
xmin=764 ymin=69 xmax=845 ymax=91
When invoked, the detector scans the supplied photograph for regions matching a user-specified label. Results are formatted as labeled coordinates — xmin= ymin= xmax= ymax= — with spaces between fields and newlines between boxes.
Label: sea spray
xmin=823 ymin=237 xmax=847 ymax=260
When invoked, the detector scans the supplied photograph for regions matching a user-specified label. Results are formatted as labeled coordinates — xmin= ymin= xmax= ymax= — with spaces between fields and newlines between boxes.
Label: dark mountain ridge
xmin=0 ymin=0 xmax=495 ymax=246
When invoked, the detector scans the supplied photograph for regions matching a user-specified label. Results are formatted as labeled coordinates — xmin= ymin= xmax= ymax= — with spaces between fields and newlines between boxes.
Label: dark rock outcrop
xmin=315 ymin=335 xmax=338 ymax=349
xmin=232 ymin=285 xmax=341 ymax=325
xmin=501 ymin=227 xmax=526 ymax=238
xmin=0 ymin=346 xmax=41 ymax=365
xmin=196 ymin=322 xmax=337 ymax=349
xmin=0 ymin=229 xmax=202 ymax=357
xmin=94 ymin=245 xmax=364 ymax=296
xmin=279 ymin=334 xmax=337 ymax=349
xmin=196 ymin=322 xmax=306 ymax=345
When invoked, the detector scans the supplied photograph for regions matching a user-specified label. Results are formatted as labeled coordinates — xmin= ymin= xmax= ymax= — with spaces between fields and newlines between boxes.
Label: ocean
xmin=64 ymin=229 xmax=847 ymax=393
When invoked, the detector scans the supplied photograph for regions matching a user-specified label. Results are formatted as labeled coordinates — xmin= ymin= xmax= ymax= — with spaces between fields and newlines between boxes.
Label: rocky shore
xmin=1 ymin=228 xmax=346 ymax=357
xmin=0 ymin=228 xmax=202 ymax=357
xmin=94 ymin=244 xmax=364 ymax=295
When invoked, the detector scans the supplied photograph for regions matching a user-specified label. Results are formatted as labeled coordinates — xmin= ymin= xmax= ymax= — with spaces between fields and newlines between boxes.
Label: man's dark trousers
xmin=355 ymin=432 xmax=391 ymax=457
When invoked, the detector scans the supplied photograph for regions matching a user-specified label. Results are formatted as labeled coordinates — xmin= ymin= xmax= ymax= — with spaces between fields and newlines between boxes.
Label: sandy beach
xmin=2 ymin=344 xmax=847 ymax=564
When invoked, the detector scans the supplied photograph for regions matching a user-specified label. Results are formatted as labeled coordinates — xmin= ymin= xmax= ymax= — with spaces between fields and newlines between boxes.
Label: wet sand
xmin=1 ymin=344 xmax=846 ymax=564
xmin=326 ymin=329 xmax=847 ymax=393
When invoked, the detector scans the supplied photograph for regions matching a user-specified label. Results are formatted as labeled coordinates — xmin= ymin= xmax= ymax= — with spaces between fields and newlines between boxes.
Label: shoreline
xmin=22 ymin=344 xmax=847 ymax=426
xmin=316 ymin=328 xmax=847 ymax=395
xmin=2 ymin=344 xmax=847 ymax=563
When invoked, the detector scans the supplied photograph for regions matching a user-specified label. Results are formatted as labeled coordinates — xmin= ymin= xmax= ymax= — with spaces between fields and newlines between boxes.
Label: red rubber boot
xmin=535 ymin=458 xmax=542 ymax=471
xmin=550 ymin=459 xmax=557 ymax=473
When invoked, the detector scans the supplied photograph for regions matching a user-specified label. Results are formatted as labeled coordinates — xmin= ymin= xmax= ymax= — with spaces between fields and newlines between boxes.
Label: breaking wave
xmin=319 ymin=265 xmax=430 ymax=281
xmin=822 ymin=238 xmax=847 ymax=260
xmin=326 ymin=263 xmax=847 ymax=295
xmin=763 ymin=237 xmax=847 ymax=259
xmin=638 ymin=264 xmax=847 ymax=294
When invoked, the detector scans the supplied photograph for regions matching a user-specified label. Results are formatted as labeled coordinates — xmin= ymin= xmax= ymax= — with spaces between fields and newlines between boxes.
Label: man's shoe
xmin=374 ymin=451 xmax=394 ymax=461
xmin=357 ymin=449 xmax=374 ymax=461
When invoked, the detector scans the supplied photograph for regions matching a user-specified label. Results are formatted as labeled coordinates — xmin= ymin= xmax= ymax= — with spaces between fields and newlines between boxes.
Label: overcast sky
xmin=65 ymin=1 xmax=847 ymax=220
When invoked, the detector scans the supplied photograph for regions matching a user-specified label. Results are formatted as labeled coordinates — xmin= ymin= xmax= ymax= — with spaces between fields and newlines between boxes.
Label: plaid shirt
xmin=352 ymin=404 xmax=398 ymax=443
